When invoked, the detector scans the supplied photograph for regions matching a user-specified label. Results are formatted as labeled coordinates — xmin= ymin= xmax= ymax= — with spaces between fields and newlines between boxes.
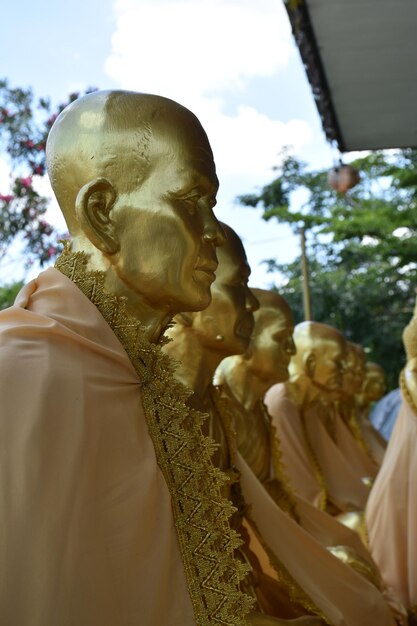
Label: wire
xmin=244 ymin=235 xmax=296 ymax=245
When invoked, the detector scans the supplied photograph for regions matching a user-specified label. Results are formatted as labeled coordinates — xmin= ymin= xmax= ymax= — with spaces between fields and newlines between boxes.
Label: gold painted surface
xmin=46 ymin=91 xmax=257 ymax=624
xmin=215 ymin=289 xmax=299 ymax=517
xmin=336 ymin=511 xmax=369 ymax=548
xmin=164 ymin=225 xmax=323 ymax=622
xmin=46 ymin=90 xmax=224 ymax=343
xmin=356 ymin=362 xmax=386 ymax=409
xmin=210 ymin=387 xmax=324 ymax=621
xmin=338 ymin=343 xmax=373 ymax=457
xmin=326 ymin=546 xmax=381 ymax=589
xmin=402 ymin=301 xmax=417 ymax=410
xmin=56 ymin=246 xmax=254 ymax=626
xmin=288 ymin=323 xmax=371 ymax=513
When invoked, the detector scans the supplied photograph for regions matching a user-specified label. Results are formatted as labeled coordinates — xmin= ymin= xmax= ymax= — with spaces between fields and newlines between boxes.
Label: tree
xmin=0 ymin=79 xmax=96 ymax=268
xmin=0 ymin=281 xmax=23 ymax=310
xmin=238 ymin=150 xmax=417 ymax=388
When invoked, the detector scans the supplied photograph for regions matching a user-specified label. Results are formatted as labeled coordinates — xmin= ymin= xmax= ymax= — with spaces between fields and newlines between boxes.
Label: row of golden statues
xmin=0 ymin=90 xmax=414 ymax=626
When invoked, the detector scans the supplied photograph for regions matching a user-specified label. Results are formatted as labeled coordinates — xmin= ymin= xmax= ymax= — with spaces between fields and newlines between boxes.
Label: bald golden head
xmin=235 ymin=288 xmax=296 ymax=384
xmin=290 ymin=321 xmax=346 ymax=392
xmin=343 ymin=341 xmax=366 ymax=395
xmin=46 ymin=89 xmax=225 ymax=323
xmin=360 ymin=362 xmax=386 ymax=402
xmin=46 ymin=90 xmax=215 ymax=235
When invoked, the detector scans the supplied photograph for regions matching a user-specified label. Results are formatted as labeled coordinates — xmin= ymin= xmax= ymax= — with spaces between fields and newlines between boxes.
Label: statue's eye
xmin=182 ymin=198 xmax=198 ymax=215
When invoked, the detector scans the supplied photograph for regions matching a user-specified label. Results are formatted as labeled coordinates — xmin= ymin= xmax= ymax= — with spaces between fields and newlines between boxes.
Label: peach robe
xmin=265 ymin=383 xmax=324 ymax=509
xmin=0 ymin=268 xmax=195 ymax=626
xmin=333 ymin=407 xmax=378 ymax=478
xmin=366 ymin=394 xmax=417 ymax=609
xmin=356 ymin=410 xmax=386 ymax=465
xmin=214 ymin=386 xmax=397 ymax=625
xmin=266 ymin=383 xmax=370 ymax=512
xmin=236 ymin=453 xmax=396 ymax=626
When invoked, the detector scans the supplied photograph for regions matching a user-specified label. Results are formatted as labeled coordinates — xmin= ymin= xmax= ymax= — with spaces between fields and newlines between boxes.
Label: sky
xmin=1 ymin=0 xmax=340 ymax=287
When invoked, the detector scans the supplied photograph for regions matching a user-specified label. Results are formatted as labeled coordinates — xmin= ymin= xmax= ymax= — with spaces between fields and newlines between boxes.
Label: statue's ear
xmin=304 ymin=352 xmax=316 ymax=379
xmin=75 ymin=178 xmax=119 ymax=255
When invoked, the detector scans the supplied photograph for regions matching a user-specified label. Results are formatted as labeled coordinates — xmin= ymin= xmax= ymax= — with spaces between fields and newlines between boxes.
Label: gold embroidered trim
xmin=341 ymin=399 xmax=376 ymax=464
xmin=210 ymin=385 xmax=327 ymax=623
xmin=55 ymin=244 xmax=254 ymax=626
xmin=400 ymin=369 xmax=417 ymax=415
xmin=349 ymin=413 xmax=372 ymax=456
xmin=259 ymin=400 xmax=299 ymax=521
xmin=287 ymin=383 xmax=328 ymax=512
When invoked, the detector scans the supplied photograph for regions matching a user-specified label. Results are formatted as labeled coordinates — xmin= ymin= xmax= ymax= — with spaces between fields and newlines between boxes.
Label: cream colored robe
xmin=0 ymin=268 xmax=195 ymax=626
xmin=366 ymin=394 xmax=417 ymax=609
xmin=236 ymin=454 xmax=396 ymax=626
xmin=356 ymin=410 xmax=386 ymax=465
xmin=213 ymin=385 xmax=398 ymax=626
xmin=264 ymin=383 xmax=324 ymax=509
xmin=266 ymin=383 xmax=369 ymax=512
xmin=333 ymin=406 xmax=378 ymax=478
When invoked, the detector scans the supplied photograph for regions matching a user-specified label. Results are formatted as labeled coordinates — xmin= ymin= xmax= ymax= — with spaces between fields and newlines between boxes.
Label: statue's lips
xmin=194 ymin=262 xmax=217 ymax=282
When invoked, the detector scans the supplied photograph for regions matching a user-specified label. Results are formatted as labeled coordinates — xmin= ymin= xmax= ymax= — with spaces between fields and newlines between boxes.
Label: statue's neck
xmin=355 ymin=392 xmax=368 ymax=412
xmin=220 ymin=357 xmax=271 ymax=413
xmin=70 ymin=238 xmax=172 ymax=343
xmin=164 ymin=327 xmax=223 ymax=409
xmin=288 ymin=373 xmax=325 ymax=409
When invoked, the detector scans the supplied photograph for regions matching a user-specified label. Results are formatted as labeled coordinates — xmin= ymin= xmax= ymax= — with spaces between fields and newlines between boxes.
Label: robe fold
xmin=265 ymin=383 xmax=324 ymax=509
xmin=0 ymin=268 xmax=195 ymax=626
xmin=366 ymin=393 xmax=417 ymax=609
xmin=266 ymin=383 xmax=369 ymax=512
xmin=236 ymin=453 xmax=396 ymax=626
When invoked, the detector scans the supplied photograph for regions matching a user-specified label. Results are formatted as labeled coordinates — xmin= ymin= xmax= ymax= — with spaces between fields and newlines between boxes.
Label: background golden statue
xmin=166 ymin=226 xmax=400 ymax=626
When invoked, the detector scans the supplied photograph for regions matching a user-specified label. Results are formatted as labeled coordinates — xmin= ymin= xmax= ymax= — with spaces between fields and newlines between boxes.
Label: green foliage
xmin=0 ymin=281 xmax=23 ymax=310
xmin=239 ymin=150 xmax=417 ymax=389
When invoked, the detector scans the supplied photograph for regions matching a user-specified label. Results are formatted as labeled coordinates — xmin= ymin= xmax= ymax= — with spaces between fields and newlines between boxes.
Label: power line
xmin=244 ymin=235 xmax=295 ymax=245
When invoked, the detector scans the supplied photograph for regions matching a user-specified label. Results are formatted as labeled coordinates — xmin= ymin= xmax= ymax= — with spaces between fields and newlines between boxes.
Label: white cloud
xmin=105 ymin=0 xmax=292 ymax=107
xmin=104 ymin=0 xmax=313 ymax=285
xmin=207 ymin=106 xmax=311 ymax=179
xmin=104 ymin=0 xmax=312 ymax=180
xmin=31 ymin=175 xmax=67 ymax=232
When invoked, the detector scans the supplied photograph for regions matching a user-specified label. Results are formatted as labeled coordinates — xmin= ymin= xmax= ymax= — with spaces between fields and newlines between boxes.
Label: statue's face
xmin=311 ymin=338 xmax=345 ymax=391
xmin=352 ymin=349 xmax=366 ymax=390
xmin=191 ymin=240 xmax=259 ymax=356
xmin=109 ymin=125 xmax=222 ymax=313
xmin=363 ymin=368 xmax=386 ymax=401
xmin=343 ymin=345 xmax=365 ymax=395
xmin=249 ymin=308 xmax=295 ymax=384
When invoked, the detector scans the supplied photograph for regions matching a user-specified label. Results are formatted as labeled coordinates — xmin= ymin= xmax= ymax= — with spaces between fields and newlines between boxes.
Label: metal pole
xmin=300 ymin=226 xmax=312 ymax=321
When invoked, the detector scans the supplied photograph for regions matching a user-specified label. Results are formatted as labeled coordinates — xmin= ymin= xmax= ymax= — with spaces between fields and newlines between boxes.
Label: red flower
xmin=0 ymin=194 xmax=13 ymax=202
xmin=20 ymin=177 xmax=33 ymax=188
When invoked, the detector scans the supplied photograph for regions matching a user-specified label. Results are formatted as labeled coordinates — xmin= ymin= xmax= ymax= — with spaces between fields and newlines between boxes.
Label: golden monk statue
xmin=165 ymin=228 xmax=401 ymax=626
xmin=266 ymin=322 xmax=371 ymax=514
xmin=366 ymin=297 xmax=417 ymax=617
xmin=165 ymin=223 xmax=321 ymax=625
xmin=216 ymin=289 xmax=405 ymax=625
xmin=0 ymin=90 xmax=255 ymax=626
xmin=355 ymin=361 xmax=387 ymax=464
xmin=331 ymin=342 xmax=379 ymax=476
